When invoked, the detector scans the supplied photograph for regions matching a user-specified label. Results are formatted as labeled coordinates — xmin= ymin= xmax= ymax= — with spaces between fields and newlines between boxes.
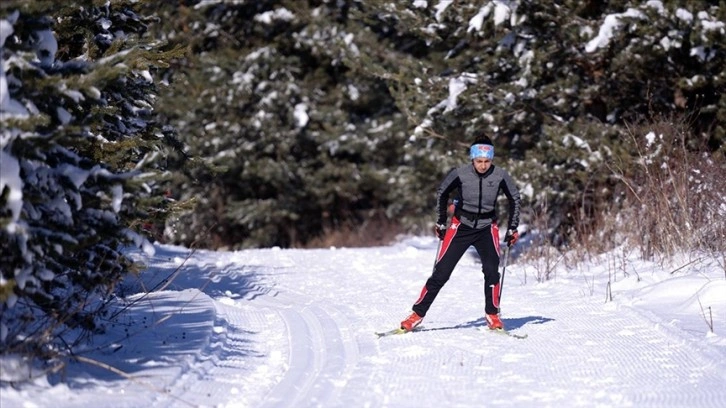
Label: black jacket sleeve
xmin=499 ymin=171 xmax=521 ymax=230
xmin=435 ymin=168 xmax=461 ymax=225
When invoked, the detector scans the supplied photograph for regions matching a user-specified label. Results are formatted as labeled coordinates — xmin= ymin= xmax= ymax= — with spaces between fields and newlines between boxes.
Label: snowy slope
xmin=2 ymin=237 xmax=725 ymax=408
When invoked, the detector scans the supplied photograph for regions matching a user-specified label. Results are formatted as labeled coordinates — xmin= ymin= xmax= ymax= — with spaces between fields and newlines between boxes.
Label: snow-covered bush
xmin=0 ymin=1 xmax=176 ymax=364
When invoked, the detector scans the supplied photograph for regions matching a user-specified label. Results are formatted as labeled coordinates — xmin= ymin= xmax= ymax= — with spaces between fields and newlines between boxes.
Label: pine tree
xmin=1 ymin=1 xmax=178 ymax=360
xmin=145 ymin=1 xmax=414 ymax=248
xmin=141 ymin=0 xmax=725 ymax=249
xmin=351 ymin=0 xmax=725 ymax=244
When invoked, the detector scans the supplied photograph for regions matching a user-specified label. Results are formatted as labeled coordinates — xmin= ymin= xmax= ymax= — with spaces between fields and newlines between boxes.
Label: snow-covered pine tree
xmin=354 ymin=0 xmax=725 ymax=245
xmin=144 ymin=1 xmax=414 ymax=248
xmin=138 ymin=1 xmax=724 ymax=249
xmin=0 ymin=1 xmax=180 ymax=361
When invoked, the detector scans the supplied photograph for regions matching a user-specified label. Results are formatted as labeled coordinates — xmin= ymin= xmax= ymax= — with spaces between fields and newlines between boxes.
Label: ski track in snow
xmin=222 ymin=245 xmax=726 ymax=408
xmin=5 ymin=241 xmax=726 ymax=408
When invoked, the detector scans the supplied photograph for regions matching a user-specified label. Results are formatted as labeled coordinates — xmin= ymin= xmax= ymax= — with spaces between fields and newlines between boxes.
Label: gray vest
xmin=437 ymin=164 xmax=521 ymax=230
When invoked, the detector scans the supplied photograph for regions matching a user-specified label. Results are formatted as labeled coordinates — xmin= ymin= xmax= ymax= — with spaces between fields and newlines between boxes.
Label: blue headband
xmin=470 ymin=144 xmax=494 ymax=160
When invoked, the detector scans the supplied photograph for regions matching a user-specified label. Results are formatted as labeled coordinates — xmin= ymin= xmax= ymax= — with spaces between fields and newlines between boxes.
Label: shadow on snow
xmin=52 ymin=245 xmax=273 ymax=386
xmin=418 ymin=315 xmax=554 ymax=333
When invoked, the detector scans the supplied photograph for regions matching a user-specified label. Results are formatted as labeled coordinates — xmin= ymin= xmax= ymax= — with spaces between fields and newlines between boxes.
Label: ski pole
xmin=432 ymin=238 xmax=443 ymax=271
xmin=498 ymin=246 xmax=510 ymax=309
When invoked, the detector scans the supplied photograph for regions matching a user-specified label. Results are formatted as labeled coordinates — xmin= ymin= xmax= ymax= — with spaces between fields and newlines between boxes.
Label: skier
xmin=401 ymin=136 xmax=521 ymax=331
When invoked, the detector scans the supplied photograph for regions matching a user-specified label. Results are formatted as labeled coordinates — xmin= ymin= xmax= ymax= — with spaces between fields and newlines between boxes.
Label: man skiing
xmin=401 ymin=136 xmax=521 ymax=332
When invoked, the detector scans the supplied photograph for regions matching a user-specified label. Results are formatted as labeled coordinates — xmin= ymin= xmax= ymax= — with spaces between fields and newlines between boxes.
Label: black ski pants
xmin=412 ymin=217 xmax=502 ymax=317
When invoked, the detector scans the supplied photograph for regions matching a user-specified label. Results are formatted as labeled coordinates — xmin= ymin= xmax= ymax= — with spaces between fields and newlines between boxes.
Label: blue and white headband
xmin=470 ymin=144 xmax=494 ymax=160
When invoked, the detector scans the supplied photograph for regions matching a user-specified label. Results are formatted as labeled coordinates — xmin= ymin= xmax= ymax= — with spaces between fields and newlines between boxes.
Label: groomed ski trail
xmin=228 ymin=244 xmax=726 ymax=407
xmin=22 ymin=241 xmax=724 ymax=408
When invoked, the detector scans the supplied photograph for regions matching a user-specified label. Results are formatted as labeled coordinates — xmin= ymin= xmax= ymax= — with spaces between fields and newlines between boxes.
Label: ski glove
xmin=504 ymin=229 xmax=519 ymax=247
xmin=434 ymin=223 xmax=447 ymax=240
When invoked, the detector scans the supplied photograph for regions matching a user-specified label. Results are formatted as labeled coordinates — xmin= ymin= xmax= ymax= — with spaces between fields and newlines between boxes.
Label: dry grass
xmin=520 ymin=116 xmax=725 ymax=279
xmin=565 ymin=116 xmax=726 ymax=269
xmin=608 ymin=119 xmax=725 ymax=258
xmin=301 ymin=212 xmax=407 ymax=248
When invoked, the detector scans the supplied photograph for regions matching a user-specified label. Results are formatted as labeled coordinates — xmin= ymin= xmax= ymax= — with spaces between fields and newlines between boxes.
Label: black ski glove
xmin=433 ymin=223 xmax=447 ymax=240
xmin=504 ymin=229 xmax=519 ymax=247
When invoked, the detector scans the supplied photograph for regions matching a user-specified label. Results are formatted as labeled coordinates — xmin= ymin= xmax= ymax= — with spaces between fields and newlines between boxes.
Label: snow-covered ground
xmin=2 ymin=236 xmax=725 ymax=408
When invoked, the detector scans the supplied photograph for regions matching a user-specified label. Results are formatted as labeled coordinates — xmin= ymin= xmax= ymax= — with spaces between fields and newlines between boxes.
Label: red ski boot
xmin=486 ymin=313 xmax=504 ymax=330
xmin=400 ymin=312 xmax=423 ymax=331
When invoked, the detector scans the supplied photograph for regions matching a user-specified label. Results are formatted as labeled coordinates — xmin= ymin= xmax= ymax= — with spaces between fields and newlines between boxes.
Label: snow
xmin=444 ymin=75 xmax=469 ymax=113
xmin=675 ymin=8 xmax=694 ymax=23
xmin=2 ymin=237 xmax=725 ymax=407
xmin=700 ymin=12 xmax=726 ymax=33
xmin=0 ymin=61 xmax=29 ymax=117
xmin=434 ymin=0 xmax=453 ymax=22
xmin=33 ymin=29 xmax=57 ymax=67
xmin=0 ymin=150 xmax=23 ymax=229
xmin=424 ymin=74 xmax=478 ymax=117
xmin=493 ymin=1 xmax=516 ymax=27
xmin=584 ymin=2 xmax=724 ymax=55
xmin=691 ymin=46 xmax=716 ymax=62
xmin=0 ymin=18 xmax=13 ymax=47
xmin=346 ymin=84 xmax=360 ymax=101
xmin=645 ymin=131 xmax=657 ymax=147
xmin=586 ymin=8 xmax=646 ymax=53
xmin=468 ymin=6 xmax=490 ymax=32
xmin=413 ymin=1 xmax=428 ymax=10
xmin=254 ymin=8 xmax=295 ymax=24
xmin=468 ymin=1 xmax=521 ymax=32
xmin=294 ymin=103 xmax=309 ymax=128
